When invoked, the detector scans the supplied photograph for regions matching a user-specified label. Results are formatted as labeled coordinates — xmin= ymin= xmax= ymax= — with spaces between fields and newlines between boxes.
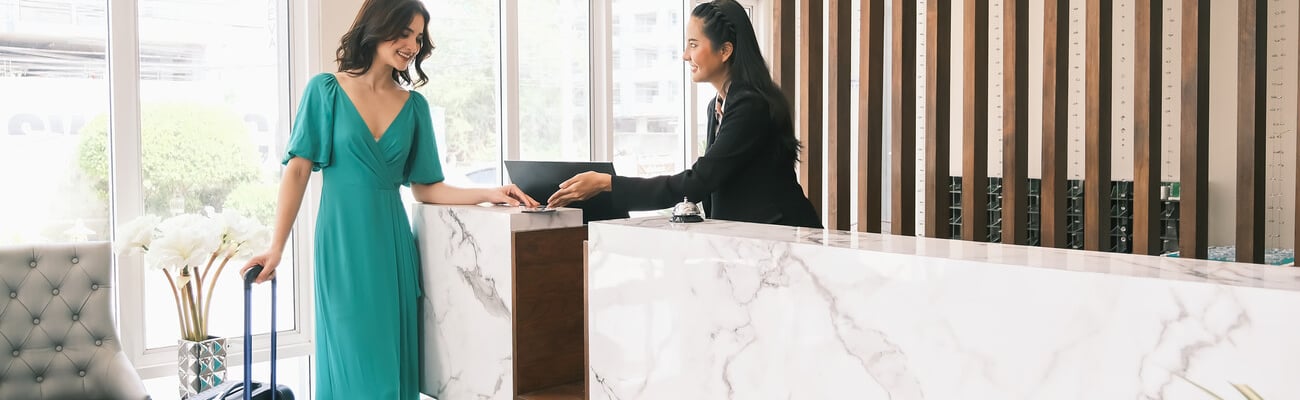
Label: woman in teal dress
xmin=241 ymin=1 xmax=538 ymax=398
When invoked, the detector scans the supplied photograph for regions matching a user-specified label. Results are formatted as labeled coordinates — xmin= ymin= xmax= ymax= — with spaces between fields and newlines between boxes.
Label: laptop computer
xmin=503 ymin=160 xmax=630 ymax=223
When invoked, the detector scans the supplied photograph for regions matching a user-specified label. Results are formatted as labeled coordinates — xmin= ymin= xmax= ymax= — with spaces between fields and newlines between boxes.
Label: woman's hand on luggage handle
xmin=240 ymin=253 xmax=280 ymax=284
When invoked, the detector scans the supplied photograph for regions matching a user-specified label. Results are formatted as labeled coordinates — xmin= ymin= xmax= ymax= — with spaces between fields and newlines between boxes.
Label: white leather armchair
xmin=0 ymin=242 xmax=150 ymax=400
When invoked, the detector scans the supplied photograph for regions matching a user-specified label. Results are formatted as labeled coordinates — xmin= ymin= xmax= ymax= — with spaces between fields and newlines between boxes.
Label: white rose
xmin=214 ymin=209 xmax=269 ymax=257
xmin=148 ymin=214 xmax=222 ymax=273
xmin=114 ymin=215 xmax=161 ymax=256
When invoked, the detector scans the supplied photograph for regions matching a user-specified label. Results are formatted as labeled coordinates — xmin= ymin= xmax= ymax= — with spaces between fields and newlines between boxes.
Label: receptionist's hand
xmin=547 ymin=171 xmax=612 ymax=208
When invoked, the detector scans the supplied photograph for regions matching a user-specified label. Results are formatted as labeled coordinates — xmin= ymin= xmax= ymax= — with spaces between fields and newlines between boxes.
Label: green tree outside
xmin=418 ymin=0 xmax=500 ymax=168
xmin=77 ymin=103 xmax=263 ymax=215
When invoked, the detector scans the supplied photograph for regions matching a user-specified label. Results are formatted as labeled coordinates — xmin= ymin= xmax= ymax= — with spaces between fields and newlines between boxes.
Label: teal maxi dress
xmin=282 ymin=73 xmax=443 ymax=399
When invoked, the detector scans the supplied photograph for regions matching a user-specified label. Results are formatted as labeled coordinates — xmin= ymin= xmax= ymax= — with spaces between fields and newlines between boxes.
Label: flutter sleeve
xmin=281 ymin=73 xmax=338 ymax=171
xmin=405 ymin=91 xmax=446 ymax=185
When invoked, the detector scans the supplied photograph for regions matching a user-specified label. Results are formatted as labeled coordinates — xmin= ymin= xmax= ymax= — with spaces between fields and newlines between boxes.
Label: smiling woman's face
xmin=375 ymin=14 xmax=426 ymax=71
xmin=681 ymin=16 xmax=731 ymax=84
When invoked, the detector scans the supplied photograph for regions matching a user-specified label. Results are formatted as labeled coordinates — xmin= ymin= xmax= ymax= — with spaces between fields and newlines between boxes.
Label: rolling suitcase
xmin=193 ymin=265 xmax=294 ymax=400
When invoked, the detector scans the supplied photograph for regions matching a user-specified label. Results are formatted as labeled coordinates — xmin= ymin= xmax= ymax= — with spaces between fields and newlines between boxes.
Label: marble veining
xmin=414 ymin=204 xmax=582 ymax=400
xmin=588 ymin=218 xmax=1300 ymax=399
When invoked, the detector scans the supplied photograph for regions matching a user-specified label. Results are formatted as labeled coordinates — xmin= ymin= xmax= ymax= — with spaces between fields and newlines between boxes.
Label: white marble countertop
xmin=412 ymin=203 xmax=583 ymax=232
xmin=593 ymin=217 xmax=1300 ymax=292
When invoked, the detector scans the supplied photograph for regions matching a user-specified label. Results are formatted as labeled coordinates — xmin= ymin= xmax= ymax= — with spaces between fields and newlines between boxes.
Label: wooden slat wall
xmin=767 ymin=0 xmax=1286 ymax=265
xmin=924 ymin=0 xmax=952 ymax=239
xmin=962 ymin=0 xmax=989 ymax=242
xmin=1084 ymin=0 xmax=1113 ymax=252
xmin=798 ymin=0 xmax=824 ymax=221
xmin=1180 ymin=0 xmax=1209 ymax=259
xmin=1042 ymin=0 xmax=1070 ymax=249
xmin=827 ymin=0 xmax=852 ymax=230
xmin=891 ymin=0 xmax=918 ymax=236
xmin=1237 ymin=0 xmax=1266 ymax=264
xmin=1133 ymin=0 xmax=1163 ymax=255
xmin=859 ymin=0 xmax=885 ymax=234
xmin=1002 ymin=0 xmax=1029 ymax=245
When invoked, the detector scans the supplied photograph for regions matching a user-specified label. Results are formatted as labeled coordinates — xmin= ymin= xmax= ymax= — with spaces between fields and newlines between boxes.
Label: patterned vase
xmin=178 ymin=336 xmax=228 ymax=399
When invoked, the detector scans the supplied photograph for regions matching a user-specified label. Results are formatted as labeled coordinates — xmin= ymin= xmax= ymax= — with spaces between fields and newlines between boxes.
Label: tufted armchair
xmin=0 ymin=242 xmax=150 ymax=400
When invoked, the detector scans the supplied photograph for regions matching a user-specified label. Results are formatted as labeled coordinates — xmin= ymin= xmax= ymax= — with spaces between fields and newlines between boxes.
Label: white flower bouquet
xmin=114 ymin=209 xmax=270 ymax=341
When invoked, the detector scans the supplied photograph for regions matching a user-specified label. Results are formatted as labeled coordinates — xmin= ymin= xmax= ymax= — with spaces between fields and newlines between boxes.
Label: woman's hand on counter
xmin=483 ymin=184 xmax=540 ymax=208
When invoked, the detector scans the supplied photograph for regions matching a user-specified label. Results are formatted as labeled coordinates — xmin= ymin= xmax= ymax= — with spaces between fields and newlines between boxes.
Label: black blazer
xmin=610 ymin=84 xmax=822 ymax=229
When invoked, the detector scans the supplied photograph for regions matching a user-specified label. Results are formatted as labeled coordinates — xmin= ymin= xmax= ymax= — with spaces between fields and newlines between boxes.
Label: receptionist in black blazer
xmin=548 ymin=0 xmax=821 ymax=229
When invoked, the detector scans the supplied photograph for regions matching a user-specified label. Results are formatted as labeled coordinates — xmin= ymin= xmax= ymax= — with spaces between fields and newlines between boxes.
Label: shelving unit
xmin=944 ymin=178 xmax=1183 ymax=254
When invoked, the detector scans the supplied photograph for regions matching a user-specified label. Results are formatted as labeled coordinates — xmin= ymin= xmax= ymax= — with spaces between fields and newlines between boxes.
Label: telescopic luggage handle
xmin=237 ymin=265 xmax=278 ymax=400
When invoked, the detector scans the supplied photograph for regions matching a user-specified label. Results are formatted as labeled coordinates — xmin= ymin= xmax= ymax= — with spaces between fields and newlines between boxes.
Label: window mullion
xmin=106 ymin=0 xmax=146 ymax=365
xmin=501 ymin=0 xmax=521 ymax=173
xmin=286 ymin=0 xmax=318 ymax=377
xmin=684 ymin=0 xmax=701 ymax=162
xmin=590 ymin=0 xmax=614 ymax=162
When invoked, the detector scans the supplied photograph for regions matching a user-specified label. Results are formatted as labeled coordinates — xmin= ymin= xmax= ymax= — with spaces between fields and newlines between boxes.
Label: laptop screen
xmin=503 ymin=160 xmax=630 ymax=223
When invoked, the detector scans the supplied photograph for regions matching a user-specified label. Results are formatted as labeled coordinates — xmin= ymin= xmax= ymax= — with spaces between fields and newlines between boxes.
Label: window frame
xmin=108 ymin=0 xmax=317 ymax=379
xmin=591 ymin=0 xmax=770 ymax=171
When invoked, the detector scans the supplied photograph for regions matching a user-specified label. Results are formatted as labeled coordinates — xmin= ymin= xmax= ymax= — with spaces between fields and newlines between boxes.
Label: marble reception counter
xmin=414 ymin=204 xmax=587 ymax=400
xmin=586 ymin=217 xmax=1300 ymax=399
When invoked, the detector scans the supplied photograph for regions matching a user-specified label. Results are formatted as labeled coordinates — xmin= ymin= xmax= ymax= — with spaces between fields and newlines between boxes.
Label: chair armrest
xmin=99 ymin=352 xmax=152 ymax=400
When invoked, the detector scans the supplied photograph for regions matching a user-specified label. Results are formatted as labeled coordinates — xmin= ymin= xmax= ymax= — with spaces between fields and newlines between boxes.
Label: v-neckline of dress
xmin=335 ymin=78 xmax=413 ymax=143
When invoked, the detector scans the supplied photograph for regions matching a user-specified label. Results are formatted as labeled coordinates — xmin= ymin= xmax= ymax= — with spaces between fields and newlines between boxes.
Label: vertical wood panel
xmin=1133 ymin=0 xmax=1163 ymax=255
xmin=1084 ymin=0 xmax=1113 ymax=252
xmin=776 ymin=0 xmax=797 ymax=113
xmin=962 ymin=0 xmax=989 ymax=241
xmin=1180 ymin=0 xmax=1209 ymax=259
xmin=1237 ymin=0 xmax=1266 ymax=263
xmin=860 ymin=0 xmax=886 ymax=233
xmin=924 ymin=0 xmax=952 ymax=238
xmin=799 ymin=0 xmax=825 ymax=220
xmin=1001 ymin=0 xmax=1029 ymax=245
xmin=893 ymin=0 xmax=918 ymax=236
xmin=827 ymin=0 xmax=852 ymax=230
xmin=513 ymin=227 xmax=587 ymax=396
xmin=1042 ymin=0 xmax=1070 ymax=248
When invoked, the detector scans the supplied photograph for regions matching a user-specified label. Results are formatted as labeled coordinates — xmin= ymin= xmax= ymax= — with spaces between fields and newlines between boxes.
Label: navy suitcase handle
xmin=237 ymin=265 xmax=278 ymax=400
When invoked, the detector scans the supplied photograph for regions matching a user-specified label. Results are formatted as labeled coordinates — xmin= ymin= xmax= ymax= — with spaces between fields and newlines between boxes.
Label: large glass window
xmin=419 ymin=0 xmax=501 ymax=187
xmin=612 ymin=2 xmax=685 ymax=178
xmin=518 ymin=0 xmax=590 ymax=161
xmin=133 ymin=0 xmax=294 ymax=349
xmin=0 ymin=0 xmax=110 ymax=246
